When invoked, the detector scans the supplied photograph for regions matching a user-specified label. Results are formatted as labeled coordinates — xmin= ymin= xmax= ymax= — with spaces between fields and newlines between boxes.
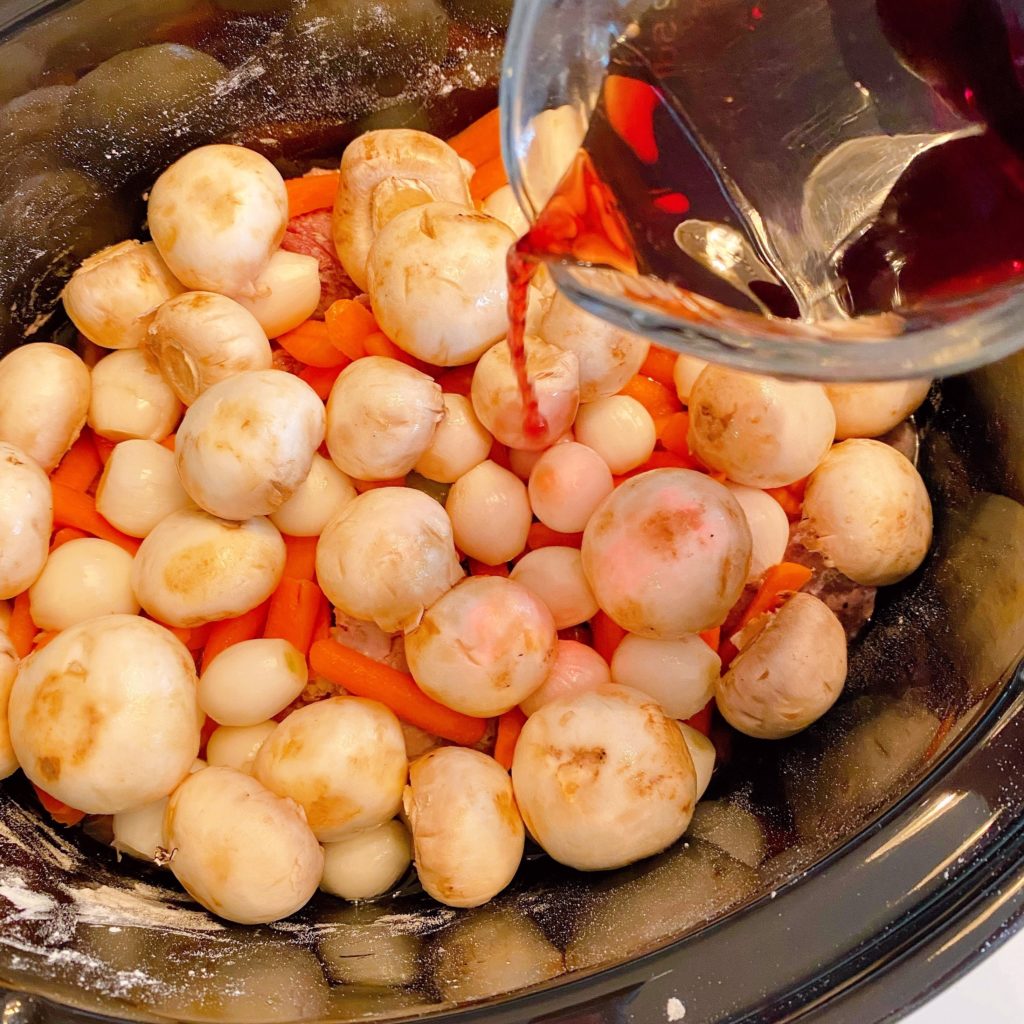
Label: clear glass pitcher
xmin=500 ymin=0 xmax=1024 ymax=381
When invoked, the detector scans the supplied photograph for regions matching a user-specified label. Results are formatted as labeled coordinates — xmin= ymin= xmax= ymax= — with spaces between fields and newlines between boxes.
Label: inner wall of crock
xmin=1 ymin=2 xmax=1024 ymax=1022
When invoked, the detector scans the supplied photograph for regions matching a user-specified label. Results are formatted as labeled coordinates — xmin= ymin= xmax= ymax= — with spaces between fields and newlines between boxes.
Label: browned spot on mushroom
xmin=493 ymin=787 xmax=520 ymax=833
xmin=38 ymin=755 xmax=60 ymax=782
xmin=554 ymin=746 xmax=607 ymax=798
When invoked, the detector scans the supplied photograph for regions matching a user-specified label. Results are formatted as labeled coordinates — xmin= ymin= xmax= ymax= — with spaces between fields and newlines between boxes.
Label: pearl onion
xmin=528 ymin=442 xmax=613 ymax=533
xmin=520 ymin=640 xmax=611 ymax=716
xmin=511 ymin=685 xmax=696 ymax=870
xmin=482 ymin=184 xmax=530 ymax=236
xmin=0 ymin=442 xmax=52 ymax=599
xmin=0 ymin=343 xmax=91 ymax=470
xmin=678 ymin=723 xmax=715 ymax=800
xmin=9 ymin=615 xmax=200 ymax=814
xmin=148 ymin=145 xmax=288 ymax=298
xmin=320 ymin=819 xmax=412 ymax=900
xmin=573 ymin=395 xmax=655 ymax=474
xmin=326 ymin=357 xmax=443 ymax=481
xmin=269 ymin=454 xmax=356 ymax=537
xmin=582 ymin=469 xmax=751 ymax=637
xmin=89 ymin=349 xmax=182 ymax=442
xmin=672 ymin=353 xmax=708 ymax=404
xmin=404 ymin=747 xmax=524 ymax=908
xmin=507 ymin=431 xmax=573 ymax=481
xmin=29 ymin=538 xmax=139 ymax=631
xmin=445 ymin=460 xmax=531 ymax=564
xmin=145 ymin=291 xmax=272 ymax=405
xmin=199 ymin=639 xmax=307 ymax=726
xmin=63 ymin=240 xmax=184 ymax=349
xmin=413 ymin=394 xmax=492 ymax=484
xmin=471 ymin=336 xmax=580 ymax=451
xmin=825 ymin=379 xmax=932 ymax=440
xmin=164 ymin=766 xmax=323 ymax=924
xmin=176 ymin=370 xmax=325 ymax=520
xmin=610 ymin=634 xmax=720 ymax=720
xmin=234 ymin=250 xmax=321 ymax=339
xmin=132 ymin=508 xmax=285 ymax=627
xmin=405 ymin=577 xmax=556 ymax=717
xmin=94 ymin=439 xmax=192 ymax=538
xmin=510 ymin=547 xmax=599 ymax=629
xmin=254 ymin=696 xmax=407 ymax=841
xmin=688 ymin=366 xmax=836 ymax=487
xmin=205 ymin=721 xmax=277 ymax=774
xmin=0 ymin=633 xmax=19 ymax=780
xmin=316 ymin=487 xmax=463 ymax=633
xmin=723 ymin=483 xmax=790 ymax=583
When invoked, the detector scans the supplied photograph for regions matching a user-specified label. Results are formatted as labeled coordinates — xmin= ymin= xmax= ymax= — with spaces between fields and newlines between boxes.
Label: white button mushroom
xmin=724 ymin=482 xmax=790 ymax=583
xmin=444 ymin=460 xmax=532 ymax=565
xmin=319 ymin=819 xmax=412 ymax=901
xmin=253 ymin=696 xmax=407 ymax=841
xmin=510 ymin=547 xmax=599 ymax=629
xmin=716 ymin=592 xmax=847 ymax=739
xmin=519 ymin=639 xmax=611 ymax=717
xmin=0 ymin=633 xmax=19 ymax=780
xmin=8 ymin=615 xmax=200 ymax=814
xmin=176 ymin=369 xmax=325 ymax=520
xmin=405 ymin=576 xmax=557 ymax=717
xmin=198 ymin=638 xmax=307 ymax=726
xmin=678 ymin=723 xmax=715 ymax=800
xmin=326 ymin=357 xmax=443 ymax=481
xmin=581 ymin=469 xmax=752 ymax=637
xmin=527 ymin=442 xmax=613 ymax=533
xmin=89 ymin=349 xmax=183 ymax=442
xmin=163 ymin=766 xmax=323 ymax=924
xmin=672 ymin=353 xmax=708 ymax=404
xmin=145 ymin=291 xmax=273 ymax=405
xmin=315 ymin=487 xmax=463 ymax=633
xmin=825 ymin=379 xmax=932 ymax=440
xmin=539 ymin=292 xmax=649 ymax=402
xmin=482 ymin=184 xmax=530 ymax=237
xmin=688 ymin=366 xmax=836 ymax=488
xmin=148 ymin=144 xmax=289 ymax=298
xmin=0 ymin=343 xmax=91 ymax=471
xmin=404 ymin=747 xmax=524 ymax=908
xmin=413 ymin=393 xmax=492 ymax=484
xmin=800 ymin=438 xmax=933 ymax=586
xmin=0 ymin=442 xmax=52 ymax=599
xmin=205 ymin=721 xmax=277 ymax=774
xmin=610 ymin=634 xmax=720 ymax=720
xmin=29 ymin=538 xmax=139 ymax=631
xmin=94 ymin=439 xmax=192 ymax=538
xmin=233 ymin=250 xmax=321 ymax=339
xmin=511 ymin=685 xmax=696 ymax=870
xmin=471 ymin=336 xmax=580 ymax=451
xmin=333 ymin=129 xmax=472 ymax=291
xmin=132 ymin=508 xmax=285 ymax=627
xmin=573 ymin=395 xmax=656 ymax=475
xmin=269 ymin=453 xmax=356 ymax=537
xmin=63 ymin=240 xmax=184 ymax=349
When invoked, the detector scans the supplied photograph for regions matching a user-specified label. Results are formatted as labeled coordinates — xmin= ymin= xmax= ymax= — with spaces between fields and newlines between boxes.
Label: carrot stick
xmin=765 ymin=477 xmax=808 ymax=521
xmin=200 ymin=600 xmax=270 ymax=673
xmin=699 ymin=626 xmax=720 ymax=654
xmin=92 ymin=435 xmax=116 ymax=465
xmin=683 ymin=703 xmax=713 ymax=737
xmin=325 ymin=299 xmax=377 ymax=360
xmin=51 ymin=433 xmax=102 ymax=491
xmin=310 ymin=638 xmax=487 ymax=745
xmin=435 ymin=364 xmax=475 ymax=396
xmin=494 ymin=707 xmax=527 ymax=770
xmin=297 ymin=363 xmax=345 ymax=401
xmin=657 ymin=411 xmax=691 ymax=457
xmin=447 ymin=107 xmax=501 ymax=167
xmin=282 ymin=534 xmax=318 ymax=582
xmin=277 ymin=319 xmax=350 ymax=369
xmin=160 ymin=434 xmax=176 ymax=452
xmin=362 ymin=331 xmax=431 ymax=373
xmin=264 ymin=578 xmax=322 ymax=656
xmin=151 ymin=621 xmax=192 ymax=646
xmin=51 ymin=483 xmax=140 ymax=555
xmin=468 ymin=559 xmax=510 ymax=577
xmin=31 ymin=631 xmax=59 ymax=651
xmin=50 ymin=527 xmax=89 ymax=551
xmin=186 ymin=622 xmax=213 ymax=652
xmin=488 ymin=440 xmax=512 ymax=472
xmin=311 ymin=594 xmax=333 ymax=645
xmin=285 ymin=171 xmax=341 ymax=218
xmin=619 ymin=374 xmax=681 ymax=419
xmin=32 ymin=784 xmax=86 ymax=827
xmin=199 ymin=715 xmax=219 ymax=758
xmin=9 ymin=593 xmax=36 ymax=658
xmin=591 ymin=610 xmax=626 ymax=663
xmin=353 ymin=477 xmax=406 ymax=493
xmin=640 ymin=345 xmax=678 ymax=389
xmin=527 ymin=522 xmax=584 ymax=550
xmin=470 ymin=156 xmax=509 ymax=203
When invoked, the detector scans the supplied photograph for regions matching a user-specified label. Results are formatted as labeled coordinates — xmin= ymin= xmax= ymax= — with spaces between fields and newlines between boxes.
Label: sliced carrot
xmin=619 ymin=374 xmax=682 ymax=419
xmin=310 ymin=638 xmax=487 ymax=745
xmin=282 ymin=534 xmax=318 ymax=582
xmin=93 ymin=435 xmax=116 ymax=465
xmin=765 ymin=477 xmax=808 ymax=521
xmin=435 ymin=364 xmax=475 ymax=396
xmin=613 ymin=449 xmax=703 ymax=485
xmin=51 ymin=483 xmax=139 ymax=555
xmin=50 ymin=527 xmax=89 ymax=551
xmin=264 ymin=578 xmax=322 ymax=656
xmin=200 ymin=601 xmax=271 ymax=673
xmin=31 ymin=631 xmax=59 ymax=651
xmin=186 ymin=622 xmax=214 ymax=652
xmin=297 ymin=363 xmax=345 ymax=401
xmin=199 ymin=715 xmax=219 ymax=758
xmin=353 ymin=477 xmax=406 ymax=493
xmin=591 ymin=610 xmax=626 ymax=663
xmin=470 ymin=155 xmax=509 ymax=203
xmin=640 ymin=345 xmax=678 ymax=389
xmin=488 ymin=440 xmax=512 ymax=472
xmin=684 ymin=703 xmax=714 ymax=737
xmin=362 ymin=331 xmax=431 ymax=373
xmin=657 ymin=411 xmax=691 ymax=457
xmin=277 ymin=319 xmax=350 ymax=369
xmin=51 ymin=433 xmax=102 ymax=491
xmin=9 ymin=593 xmax=36 ymax=658
xmin=527 ymin=522 xmax=584 ymax=550
xmin=311 ymin=594 xmax=333 ymax=645
xmin=494 ymin=707 xmax=527 ymax=771
xmin=325 ymin=299 xmax=377 ymax=361
xmin=285 ymin=171 xmax=341 ymax=218
xmin=150 ymin=620 xmax=192 ymax=647
xmin=160 ymin=434 xmax=176 ymax=452
xmin=468 ymin=559 xmax=510 ymax=577
xmin=447 ymin=107 xmax=501 ymax=167
xmin=32 ymin=784 xmax=86 ymax=827
xmin=699 ymin=626 xmax=720 ymax=654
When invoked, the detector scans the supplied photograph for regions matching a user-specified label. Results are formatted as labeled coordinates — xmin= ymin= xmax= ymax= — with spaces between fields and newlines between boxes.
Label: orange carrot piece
xmin=435 ymin=364 xmax=475 ymax=396
xmin=148 ymin=618 xmax=192 ymax=646
xmin=32 ymin=631 xmax=59 ymax=651
xmin=311 ymin=594 xmax=333 ymax=645
xmin=310 ymin=638 xmax=487 ymax=745
xmin=619 ymin=374 xmax=681 ymax=419
xmin=494 ymin=707 xmax=527 ymax=770
xmin=684 ymin=703 xmax=714 ymax=737
xmin=470 ymin=156 xmax=509 ymax=203
xmin=264 ymin=578 xmax=322 ymax=656
xmin=51 ymin=433 xmax=102 ymax=491
xmin=613 ymin=449 xmax=703 ymax=485
xmin=186 ymin=622 xmax=214 ymax=652
xmin=640 ymin=345 xmax=678 ymax=389
xmin=591 ymin=610 xmax=626 ymax=663
xmin=93 ymin=435 xmax=116 ymax=465
xmin=699 ymin=626 xmax=720 ymax=654
xmin=50 ymin=527 xmax=89 ymax=551
xmin=51 ymin=483 xmax=139 ymax=555
xmin=468 ymin=559 xmax=510 ymax=577
xmin=9 ymin=593 xmax=35 ymax=658
xmin=353 ymin=477 xmax=406 ymax=493
xmin=282 ymin=534 xmax=318 ymax=582
xmin=362 ymin=331 xmax=432 ymax=372
xmin=160 ymin=434 xmax=176 ymax=452
xmin=657 ymin=411 xmax=691 ymax=457
xmin=488 ymin=440 xmax=512 ymax=472
xmin=32 ymin=784 xmax=86 ymax=826
xmin=447 ymin=107 xmax=501 ymax=167
xmin=199 ymin=715 xmax=219 ymax=757
xmin=325 ymin=299 xmax=377 ymax=360
xmin=527 ymin=522 xmax=584 ymax=550
xmin=285 ymin=171 xmax=341 ymax=218
xmin=765 ymin=477 xmax=809 ymax=521
xmin=200 ymin=601 xmax=271 ymax=672
xmin=297 ymin=363 xmax=345 ymax=401
xmin=277 ymin=319 xmax=350 ymax=369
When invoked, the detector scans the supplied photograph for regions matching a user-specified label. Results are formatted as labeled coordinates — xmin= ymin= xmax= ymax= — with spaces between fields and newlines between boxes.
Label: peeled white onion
xmin=320 ymin=819 xmax=412 ymax=900
xmin=269 ymin=454 xmax=356 ymax=537
xmin=199 ymin=638 xmax=307 ymax=726
xmin=205 ymin=721 xmax=277 ymax=775
xmin=89 ymin=349 xmax=182 ymax=442
xmin=234 ymin=250 xmax=321 ymax=339
xmin=0 ymin=442 xmax=52 ymax=600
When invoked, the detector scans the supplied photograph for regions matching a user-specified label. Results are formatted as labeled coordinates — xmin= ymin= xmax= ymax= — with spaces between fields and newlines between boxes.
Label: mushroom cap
xmin=0 ymin=442 xmax=52 ymax=600
xmin=825 ymin=379 xmax=931 ymax=440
